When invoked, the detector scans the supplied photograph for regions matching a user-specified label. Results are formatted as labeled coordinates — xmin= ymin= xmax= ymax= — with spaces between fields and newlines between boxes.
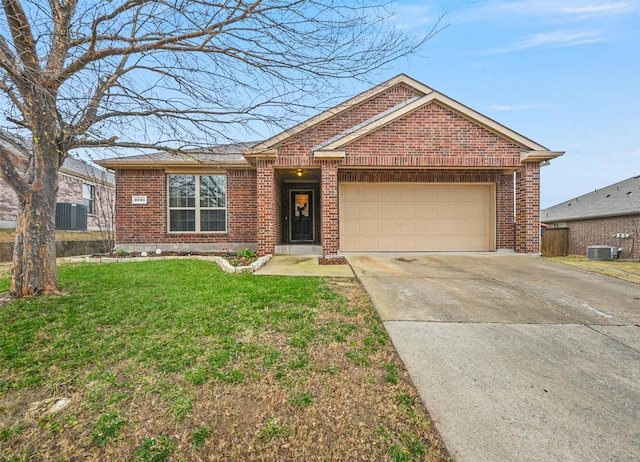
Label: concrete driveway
xmin=348 ymin=255 xmax=640 ymax=462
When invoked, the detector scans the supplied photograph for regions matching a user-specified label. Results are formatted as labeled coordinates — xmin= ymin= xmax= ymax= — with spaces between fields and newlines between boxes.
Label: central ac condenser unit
xmin=586 ymin=245 xmax=616 ymax=261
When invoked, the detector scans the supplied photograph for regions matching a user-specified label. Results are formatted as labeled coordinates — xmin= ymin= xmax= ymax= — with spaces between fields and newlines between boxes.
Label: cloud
xmin=463 ymin=1 xmax=638 ymax=21
xmin=487 ymin=29 xmax=607 ymax=53
xmin=387 ymin=4 xmax=441 ymax=31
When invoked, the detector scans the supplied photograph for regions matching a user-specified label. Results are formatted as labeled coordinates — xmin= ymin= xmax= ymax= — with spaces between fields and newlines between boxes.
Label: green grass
xmin=0 ymin=261 xmax=323 ymax=392
xmin=0 ymin=259 xmax=451 ymax=461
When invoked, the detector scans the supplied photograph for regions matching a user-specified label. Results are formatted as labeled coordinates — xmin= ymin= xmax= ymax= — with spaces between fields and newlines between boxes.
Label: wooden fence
xmin=541 ymin=228 xmax=569 ymax=257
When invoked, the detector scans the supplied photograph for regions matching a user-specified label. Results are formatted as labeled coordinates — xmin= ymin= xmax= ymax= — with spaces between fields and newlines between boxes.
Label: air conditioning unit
xmin=586 ymin=245 xmax=616 ymax=261
xmin=55 ymin=203 xmax=88 ymax=231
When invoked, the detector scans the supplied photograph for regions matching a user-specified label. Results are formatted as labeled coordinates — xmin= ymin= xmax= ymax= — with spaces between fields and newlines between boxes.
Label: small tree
xmin=88 ymin=168 xmax=116 ymax=255
xmin=0 ymin=0 xmax=444 ymax=297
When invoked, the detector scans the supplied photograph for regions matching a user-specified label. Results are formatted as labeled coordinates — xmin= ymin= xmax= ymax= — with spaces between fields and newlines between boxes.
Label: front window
xmin=83 ymin=183 xmax=95 ymax=214
xmin=168 ymin=174 xmax=226 ymax=232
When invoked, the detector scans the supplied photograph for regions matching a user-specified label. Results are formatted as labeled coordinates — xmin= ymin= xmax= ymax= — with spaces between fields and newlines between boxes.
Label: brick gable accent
xmin=274 ymin=84 xmax=422 ymax=167
xmin=343 ymin=102 xmax=521 ymax=168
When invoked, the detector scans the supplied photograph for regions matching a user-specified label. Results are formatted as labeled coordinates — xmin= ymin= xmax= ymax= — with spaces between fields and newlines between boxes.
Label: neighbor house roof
xmin=61 ymin=157 xmax=115 ymax=186
xmin=542 ymin=175 xmax=640 ymax=222
xmin=1 ymin=135 xmax=114 ymax=186
xmin=248 ymin=74 xmax=564 ymax=162
xmin=96 ymin=142 xmax=257 ymax=170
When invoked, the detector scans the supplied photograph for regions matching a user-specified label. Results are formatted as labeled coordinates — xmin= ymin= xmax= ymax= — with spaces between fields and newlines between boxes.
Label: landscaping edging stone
xmin=63 ymin=254 xmax=273 ymax=274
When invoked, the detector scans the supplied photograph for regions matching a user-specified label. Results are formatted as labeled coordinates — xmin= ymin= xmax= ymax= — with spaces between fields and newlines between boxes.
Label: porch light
xmin=296 ymin=168 xmax=304 ymax=177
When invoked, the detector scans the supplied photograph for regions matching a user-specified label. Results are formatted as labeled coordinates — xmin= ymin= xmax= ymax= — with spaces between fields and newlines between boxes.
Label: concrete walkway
xmin=253 ymin=255 xmax=355 ymax=277
xmin=348 ymin=255 xmax=640 ymax=462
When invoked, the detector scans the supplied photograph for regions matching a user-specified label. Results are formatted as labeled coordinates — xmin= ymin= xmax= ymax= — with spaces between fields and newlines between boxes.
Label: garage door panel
xmin=340 ymin=183 xmax=495 ymax=252
xmin=414 ymin=204 xmax=433 ymax=218
xmin=379 ymin=204 xmax=399 ymax=218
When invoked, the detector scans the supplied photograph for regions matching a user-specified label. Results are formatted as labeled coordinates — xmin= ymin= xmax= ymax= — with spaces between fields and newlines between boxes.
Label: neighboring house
xmin=541 ymin=176 xmax=640 ymax=259
xmin=0 ymin=156 xmax=115 ymax=231
xmin=97 ymin=74 xmax=563 ymax=256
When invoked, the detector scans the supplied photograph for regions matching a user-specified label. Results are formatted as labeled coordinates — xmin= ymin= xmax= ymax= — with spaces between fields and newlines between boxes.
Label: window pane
xmin=200 ymin=210 xmax=225 ymax=232
xmin=83 ymin=184 xmax=94 ymax=214
xmin=170 ymin=210 xmax=195 ymax=231
xmin=200 ymin=175 xmax=226 ymax=208
xmin=169 ymin=176 xmax=195 ymax=208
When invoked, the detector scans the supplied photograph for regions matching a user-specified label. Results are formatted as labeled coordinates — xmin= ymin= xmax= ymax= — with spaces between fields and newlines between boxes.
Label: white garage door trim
xmin=339 ymin=182 xmax=496 ymax=252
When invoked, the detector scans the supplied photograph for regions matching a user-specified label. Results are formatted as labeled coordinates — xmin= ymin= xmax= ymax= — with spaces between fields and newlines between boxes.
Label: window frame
xmin=83 ymin=183 xmax=95 ymax=215
xmin=167 ymin=174 xmax=227 ymax=233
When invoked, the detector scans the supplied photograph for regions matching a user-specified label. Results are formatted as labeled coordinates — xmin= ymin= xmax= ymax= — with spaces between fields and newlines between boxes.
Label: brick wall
xmin=0 ymin=172 xmax=114 ymax=230
xmin=515 ymin=163 xmax=540 ymax=253
xmin=57 ymin=173 xmax=115 ymax=230
xmin=115 ymin=168 xmax=257 ymax=249
xmin=256 ymin=161 xmax=275 ymax=255
xmin=0 ymin=177 xmax=18 ymax=225
xmin=344 ymin=103 xmax=521 ymax=168
xmin=321 ymin=162 xmax=340 ymax=254
xmin=557 ymin=215 xmax=640 ymax=259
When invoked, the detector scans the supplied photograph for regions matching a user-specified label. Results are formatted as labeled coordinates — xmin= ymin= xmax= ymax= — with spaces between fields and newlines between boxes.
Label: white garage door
xmin=339 ymin=183 xmax=495 ymax=252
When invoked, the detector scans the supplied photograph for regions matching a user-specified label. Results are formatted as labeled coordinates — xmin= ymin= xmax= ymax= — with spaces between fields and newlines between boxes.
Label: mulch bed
xmin=318 ymin=256 xmax=348 ymax=265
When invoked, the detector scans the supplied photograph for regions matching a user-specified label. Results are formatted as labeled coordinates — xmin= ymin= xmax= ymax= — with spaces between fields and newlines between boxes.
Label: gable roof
xmin=249 ymin=74 xmax=563 ymax=161
xmin=541 ymin=175 xmax=640 ymax=222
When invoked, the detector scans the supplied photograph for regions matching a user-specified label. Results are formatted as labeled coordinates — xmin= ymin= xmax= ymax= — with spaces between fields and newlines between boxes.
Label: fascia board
xmin=95 ymin=159 xmax=253 ymax=170
xmin=520 ymin=150 xmax=565 ymax=162
xmin=313 ymin=149 xmax=346 ymax=160
xmin=432 ymin=94 xmax=550 ymax=151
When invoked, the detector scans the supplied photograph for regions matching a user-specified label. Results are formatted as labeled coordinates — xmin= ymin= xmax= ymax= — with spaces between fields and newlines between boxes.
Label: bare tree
xmin=0 ymin=0 xmax=444 ymax=297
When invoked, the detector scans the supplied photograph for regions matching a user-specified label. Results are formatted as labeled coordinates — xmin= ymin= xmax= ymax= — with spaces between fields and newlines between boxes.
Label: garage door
xmin=339 ymin=183 xmax=495 ymax=252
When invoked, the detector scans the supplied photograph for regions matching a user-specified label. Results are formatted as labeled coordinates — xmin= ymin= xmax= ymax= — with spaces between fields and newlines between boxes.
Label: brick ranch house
xmin=0 ymin=156 xmax=115 ymax=231
xmin=542 ymin=175 xmax=640 ymax=259
xmin=97 ymin=74 xmax=563 ymax=256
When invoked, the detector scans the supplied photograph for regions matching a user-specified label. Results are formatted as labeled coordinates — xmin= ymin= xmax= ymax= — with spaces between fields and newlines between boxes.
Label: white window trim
xmin=167 ymin=174 xmax=227 ymax=233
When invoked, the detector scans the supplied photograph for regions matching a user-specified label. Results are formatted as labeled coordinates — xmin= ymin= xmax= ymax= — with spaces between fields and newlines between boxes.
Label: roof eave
xmin=544 ymin=210 xmax=640 ymax=222
xmin=521 ymin=150 xmax=565 ymax=162
xmin=95 ymin=159 xmax=253 ymax=169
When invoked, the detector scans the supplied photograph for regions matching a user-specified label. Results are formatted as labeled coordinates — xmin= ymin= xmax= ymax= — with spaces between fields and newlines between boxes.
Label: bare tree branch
xmin=0 ymin=0 xmax=445 ymax=296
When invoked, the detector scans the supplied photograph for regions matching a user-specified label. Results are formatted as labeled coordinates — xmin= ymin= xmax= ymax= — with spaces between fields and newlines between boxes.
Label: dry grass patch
xmin=0 ymin=229 xmax=104 ymax=243
xmin=0 ymin=260 xmax=450 ymax=461
xmin=546 ymin=256 xmax=640 ymax=284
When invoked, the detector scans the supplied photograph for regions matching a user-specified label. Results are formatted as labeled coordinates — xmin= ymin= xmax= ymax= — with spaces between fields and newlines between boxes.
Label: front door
xmin=290 ymin=190 xmax=314 ymax=242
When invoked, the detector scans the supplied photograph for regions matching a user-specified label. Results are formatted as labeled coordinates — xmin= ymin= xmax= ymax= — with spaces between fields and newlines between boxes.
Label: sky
xmin=381 ymin=0 xmax=640 ymax=208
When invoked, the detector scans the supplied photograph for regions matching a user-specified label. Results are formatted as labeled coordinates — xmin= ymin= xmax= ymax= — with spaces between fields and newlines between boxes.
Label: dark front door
xmin=290 ymin=190 xmax=314 ymax=242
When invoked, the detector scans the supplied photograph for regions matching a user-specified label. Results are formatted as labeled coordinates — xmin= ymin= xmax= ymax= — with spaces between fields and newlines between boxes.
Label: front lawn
xmin=0 ymin=259 xmax=450 ymax=461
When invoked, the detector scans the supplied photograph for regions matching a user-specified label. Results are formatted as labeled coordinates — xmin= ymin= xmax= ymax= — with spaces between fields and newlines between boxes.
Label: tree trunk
xmin=10 ymin=156 xmax=62 ymax=297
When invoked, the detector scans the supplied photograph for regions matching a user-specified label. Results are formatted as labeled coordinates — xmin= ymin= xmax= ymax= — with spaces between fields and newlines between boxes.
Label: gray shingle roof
xmin=101 ymin=142 xmax=258 ymax=163
xmin=62 ymin=157 xmax=115 ymax=184
xmin=95 ymin=142 xmax=261 ymax=169
xmin=541 ymin=175 xmax=640 ymax=222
